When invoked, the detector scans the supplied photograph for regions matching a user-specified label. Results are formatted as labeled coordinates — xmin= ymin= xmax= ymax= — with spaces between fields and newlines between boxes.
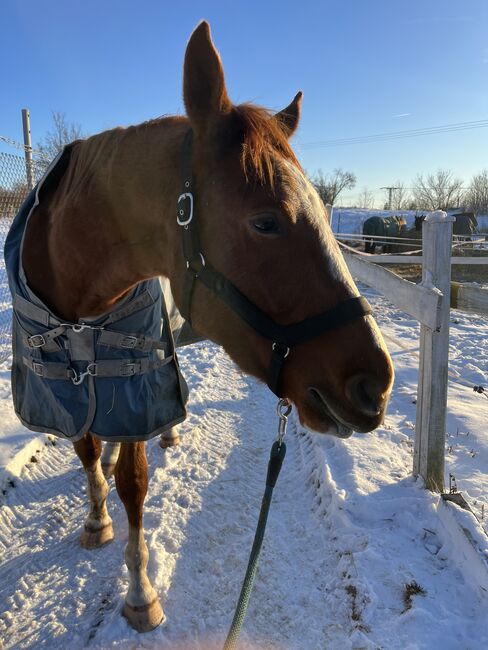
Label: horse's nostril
xmin=345 ymin=374 xmax=383 ymax=417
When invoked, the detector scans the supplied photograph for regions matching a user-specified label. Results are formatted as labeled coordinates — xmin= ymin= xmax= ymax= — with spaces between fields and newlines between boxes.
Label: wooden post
xmin=413 ymin=210 xmax=454 ymax=491
xmin=21 ymin=108 xmax=34 ymax=190
xmin=325 ymin=203 xmax=333 ymax=227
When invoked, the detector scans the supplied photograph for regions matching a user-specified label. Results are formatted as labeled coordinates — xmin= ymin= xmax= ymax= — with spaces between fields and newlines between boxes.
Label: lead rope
xmin=223 ymin=398 xmax=292 ymax=650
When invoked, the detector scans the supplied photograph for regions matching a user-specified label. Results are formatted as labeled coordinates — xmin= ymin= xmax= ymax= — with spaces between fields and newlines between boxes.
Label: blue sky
xmin=1 ymin=0 xmax=487 ymax=205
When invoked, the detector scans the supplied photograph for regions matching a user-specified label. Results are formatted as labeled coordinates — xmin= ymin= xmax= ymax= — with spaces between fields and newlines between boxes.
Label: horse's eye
xmin=250 ymin=214 xmax=282 ymax=235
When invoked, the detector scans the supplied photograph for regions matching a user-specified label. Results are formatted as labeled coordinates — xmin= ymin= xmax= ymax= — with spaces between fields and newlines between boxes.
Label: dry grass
xmin=403 ymin=581 xmax=427 ymax=612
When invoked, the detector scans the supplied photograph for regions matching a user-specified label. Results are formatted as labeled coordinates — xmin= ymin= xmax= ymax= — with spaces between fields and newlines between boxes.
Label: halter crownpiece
xmin=177 ymin=129 xmax=372 ymax=396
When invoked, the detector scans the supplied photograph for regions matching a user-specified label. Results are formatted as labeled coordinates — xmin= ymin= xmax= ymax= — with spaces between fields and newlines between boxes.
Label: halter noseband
xmin=176 ymin=129 xmax=372 ymax=397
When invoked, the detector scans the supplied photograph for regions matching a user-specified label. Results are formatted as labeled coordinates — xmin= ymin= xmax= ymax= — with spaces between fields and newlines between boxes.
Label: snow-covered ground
xmin=0 ymin=286 xmax=487 ymax=649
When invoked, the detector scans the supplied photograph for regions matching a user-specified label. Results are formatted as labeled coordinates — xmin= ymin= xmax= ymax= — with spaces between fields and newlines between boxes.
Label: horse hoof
xmin=159 ymin=434 xmax=180 ymax=449
xmin=123 ymin=598 xmax=164 ymax=632
xmin=101 ymin=463 xmax=116 ymax=478
xmin=80 ymin=522 xmax=114 ymax=549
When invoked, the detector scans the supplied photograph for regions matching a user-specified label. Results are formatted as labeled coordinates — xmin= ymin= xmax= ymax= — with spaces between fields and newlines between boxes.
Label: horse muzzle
xmin=299 ymin=371 xmax=391 ymax=436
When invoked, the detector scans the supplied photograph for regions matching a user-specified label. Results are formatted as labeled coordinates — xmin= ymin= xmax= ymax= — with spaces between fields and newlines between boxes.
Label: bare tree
xmin=311 ymin=169 xmax=357 ymax=206
xmin=356 ymin=187 xmax=375 ymax=209
xmin=464 ymin=169 xmax=488 ymax=215
xmin=383 ymin=181 xmax=410 ymax=211
xmin=37 ymin=111 xmax=85 ymax=164
xmin=412 ymin=169 xmax=464 ymax=211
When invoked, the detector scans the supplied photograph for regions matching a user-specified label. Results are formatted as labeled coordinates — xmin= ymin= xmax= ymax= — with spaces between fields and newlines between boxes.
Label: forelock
xmin=233 ymin=103 xmax=301 ymax=188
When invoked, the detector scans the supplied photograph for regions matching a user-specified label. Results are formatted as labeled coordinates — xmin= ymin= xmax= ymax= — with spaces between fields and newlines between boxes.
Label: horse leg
xmin=159 ymin=424 xmax=180 ymax=449
xmin=73 ymin=432 xmax=114 ymax=548
xmin=115 ymin=441 xmax=164 ymax=632
xmin=101 ymin=441 xmax=121 ymax=478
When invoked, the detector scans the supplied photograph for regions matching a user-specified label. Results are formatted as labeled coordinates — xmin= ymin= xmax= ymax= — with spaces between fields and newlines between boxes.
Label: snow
xmin=0 ymin=285 xmax=488 ymax=649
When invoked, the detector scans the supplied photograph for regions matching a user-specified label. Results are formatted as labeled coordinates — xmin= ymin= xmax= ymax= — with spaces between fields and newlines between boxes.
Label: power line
xmin=297 ymin=119 xmax=488 ymax=149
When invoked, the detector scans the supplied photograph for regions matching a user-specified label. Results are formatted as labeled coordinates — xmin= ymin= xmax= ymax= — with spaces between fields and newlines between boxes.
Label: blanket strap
xmin=97 ymin=330 xmax=167 ymax=353
xmin=22 ymin=355 xmax=172 ymax=383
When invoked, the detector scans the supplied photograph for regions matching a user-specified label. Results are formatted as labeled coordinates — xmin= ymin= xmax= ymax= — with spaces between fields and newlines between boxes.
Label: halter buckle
xmin=177 ymin=192 xmax=194 ymax=226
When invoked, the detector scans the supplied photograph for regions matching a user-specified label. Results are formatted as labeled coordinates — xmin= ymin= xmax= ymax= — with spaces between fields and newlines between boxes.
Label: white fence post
xmin=325 ymin=203 xmax=333 ymax=226
xmin=413 ymin=210 xmax=455 ymax=491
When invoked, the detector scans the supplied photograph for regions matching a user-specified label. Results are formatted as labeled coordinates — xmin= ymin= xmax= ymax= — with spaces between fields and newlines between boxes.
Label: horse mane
xmin=232 ymin=103 xmax=301 ymax=187
xmin=61 ymin=128 xmax=124 ymax=201
xmin=55 ymin=106 xmax=299 ymax=206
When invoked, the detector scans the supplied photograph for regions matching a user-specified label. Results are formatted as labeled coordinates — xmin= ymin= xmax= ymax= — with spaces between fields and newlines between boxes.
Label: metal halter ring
xmin=177 ymin=192 xmax=194 ymax=226
xmin=272 ymin=342 xmax=290 ymax=358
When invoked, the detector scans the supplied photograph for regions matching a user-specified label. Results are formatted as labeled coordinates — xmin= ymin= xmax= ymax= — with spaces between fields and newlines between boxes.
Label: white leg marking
xmin=125 ymin=525 xmax=158 ymax=607
xmin=159 ymin=425 xmax=181 ymax=448
xmin=101 ymin=441 xmax=121 ymax=467
xmin=80 ymin=459 xmax=113 ymax=548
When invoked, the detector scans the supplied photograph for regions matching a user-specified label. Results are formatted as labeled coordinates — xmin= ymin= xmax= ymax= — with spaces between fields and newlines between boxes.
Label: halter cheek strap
xmin=176 ymin=129 xmax=372 ymax=397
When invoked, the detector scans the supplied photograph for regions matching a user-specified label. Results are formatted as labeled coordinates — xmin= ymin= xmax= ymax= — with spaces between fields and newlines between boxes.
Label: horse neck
xmin=24 ymin=119 xmax=188 ymax=321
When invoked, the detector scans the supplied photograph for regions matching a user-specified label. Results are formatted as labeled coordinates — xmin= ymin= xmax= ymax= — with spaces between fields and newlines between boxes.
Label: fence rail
xmin=343 ymin=252 xmax=441 ymax=329
xmin=347 ymin=254 xmax=488 ymax=265
xmin=450 ymin=282 xmax=488 ymax=315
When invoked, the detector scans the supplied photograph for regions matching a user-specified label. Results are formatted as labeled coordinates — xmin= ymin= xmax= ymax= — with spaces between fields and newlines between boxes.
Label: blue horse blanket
xmin=4 ymin=150 xmax=190 ymax=442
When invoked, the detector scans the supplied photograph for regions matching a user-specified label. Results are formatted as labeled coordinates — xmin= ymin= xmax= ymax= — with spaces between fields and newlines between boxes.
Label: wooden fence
xmin=336 ymin=208 xmax=488 ymax=492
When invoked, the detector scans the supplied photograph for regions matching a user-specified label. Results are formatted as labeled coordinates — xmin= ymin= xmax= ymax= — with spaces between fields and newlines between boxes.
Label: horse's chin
xmin=296 ymin=392 xmax=354 ymax=439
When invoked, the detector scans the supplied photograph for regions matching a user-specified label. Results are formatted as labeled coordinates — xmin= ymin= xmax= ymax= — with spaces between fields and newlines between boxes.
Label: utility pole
xmin=381 ymin=186 xmax=400 ymax=211
xmin=21 ymin=108 xmax=34 ymax=190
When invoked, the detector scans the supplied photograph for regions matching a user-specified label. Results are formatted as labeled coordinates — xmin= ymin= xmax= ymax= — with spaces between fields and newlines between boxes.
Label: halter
xmin=177 ymin=129 xmax=372 ymax=397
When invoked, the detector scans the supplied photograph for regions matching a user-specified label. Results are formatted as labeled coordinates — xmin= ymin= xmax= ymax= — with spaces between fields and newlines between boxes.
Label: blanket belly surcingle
xmin=3 ymin=150 xmax=189 ymax=442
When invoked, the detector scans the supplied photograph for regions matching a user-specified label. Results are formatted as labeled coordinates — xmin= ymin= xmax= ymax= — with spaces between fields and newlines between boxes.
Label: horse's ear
xmin=275 ymin=92 xmax=303 ymax=137
xmin=183 ymin=21 xmax=232 ymax=131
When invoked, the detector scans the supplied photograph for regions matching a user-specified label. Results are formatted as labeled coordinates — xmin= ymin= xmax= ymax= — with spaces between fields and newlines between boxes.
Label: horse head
xmin=415 ymin=215 xmax=426 ymax=231
xmin=170 ymin=22 xmax=394 ymax=437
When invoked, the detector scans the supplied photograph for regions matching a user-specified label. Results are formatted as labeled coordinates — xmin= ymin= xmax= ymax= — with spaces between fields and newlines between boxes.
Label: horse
xmin=415 ymin=212 xmax=478 ymax=243
xmin=4 ymin=22 xmax=394 ymax=633
xmin=454 ymin=212 xmax=478 ymax=235
xmin=362 ymin=215 xmax=407 ymax=253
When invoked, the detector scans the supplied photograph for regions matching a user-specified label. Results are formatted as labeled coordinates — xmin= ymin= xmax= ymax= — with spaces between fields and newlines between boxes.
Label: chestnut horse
xmin=18 ymin=22 xmax=393 ymax=632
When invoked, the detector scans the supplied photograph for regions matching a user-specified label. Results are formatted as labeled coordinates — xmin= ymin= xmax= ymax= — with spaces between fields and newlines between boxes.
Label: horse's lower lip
xmin=308 ymin=388 xmax=354 ymax=438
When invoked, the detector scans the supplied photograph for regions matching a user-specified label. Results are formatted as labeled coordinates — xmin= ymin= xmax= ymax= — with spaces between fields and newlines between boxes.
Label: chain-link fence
xmin=1 ymin=151 xmax=47 ymax=362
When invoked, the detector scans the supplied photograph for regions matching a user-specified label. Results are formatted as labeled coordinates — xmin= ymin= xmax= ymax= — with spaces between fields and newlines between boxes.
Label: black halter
xmin=176 ymin=130 xmax=372 ymax=397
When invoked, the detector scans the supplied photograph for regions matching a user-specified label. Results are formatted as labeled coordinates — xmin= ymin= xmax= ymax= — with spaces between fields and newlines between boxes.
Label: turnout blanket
xmin=4 ymin=149 xmax=191 ymax=442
